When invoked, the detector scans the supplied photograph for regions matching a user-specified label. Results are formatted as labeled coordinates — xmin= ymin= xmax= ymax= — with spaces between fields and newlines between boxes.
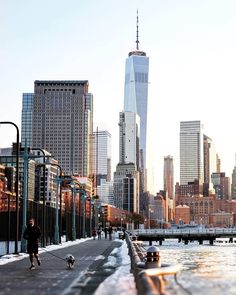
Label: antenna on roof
xmin=136 ymin=9 xmax=139 ymax=50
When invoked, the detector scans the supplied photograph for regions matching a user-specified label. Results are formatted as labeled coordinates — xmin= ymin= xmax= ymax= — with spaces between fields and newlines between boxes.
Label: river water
xmin=143 ymin=239 xmax=236 ymax=295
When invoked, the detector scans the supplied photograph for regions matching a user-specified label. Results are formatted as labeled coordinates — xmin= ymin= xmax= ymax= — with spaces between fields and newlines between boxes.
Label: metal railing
xmin=132 ymin=228 xmax=236 ymax=235
xmin=126 ymin=233 xmax=180 ymax=295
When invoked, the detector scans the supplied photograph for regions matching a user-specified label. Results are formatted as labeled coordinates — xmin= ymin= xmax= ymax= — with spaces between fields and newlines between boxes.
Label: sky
xmin=1 ymin=0 xmax=236 ymax=193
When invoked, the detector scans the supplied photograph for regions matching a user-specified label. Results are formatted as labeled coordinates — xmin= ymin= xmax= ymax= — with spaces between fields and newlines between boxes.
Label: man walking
xmin=108 ymin=226 xmax=113 ymax=240
xmin=23 ymin=218 xmax=41 ymax=270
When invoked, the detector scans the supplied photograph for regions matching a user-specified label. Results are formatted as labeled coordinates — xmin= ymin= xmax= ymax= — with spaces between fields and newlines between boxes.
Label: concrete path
xmin=0 ymin=239 xmax=123 ymax=295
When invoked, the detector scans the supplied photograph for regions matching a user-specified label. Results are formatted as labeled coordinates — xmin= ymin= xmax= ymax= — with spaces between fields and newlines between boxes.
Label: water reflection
xmin=144 ymin=239 xmax=236 ymax=295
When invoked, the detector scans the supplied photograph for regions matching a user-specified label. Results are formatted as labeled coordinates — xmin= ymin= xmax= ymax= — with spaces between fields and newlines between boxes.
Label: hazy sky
xmin=1 ymin=0 xmax=236 ymax=193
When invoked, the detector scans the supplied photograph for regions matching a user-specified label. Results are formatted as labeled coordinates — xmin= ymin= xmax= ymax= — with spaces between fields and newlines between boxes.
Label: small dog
xmin=66 ymin=254 xmax=75 ymax=269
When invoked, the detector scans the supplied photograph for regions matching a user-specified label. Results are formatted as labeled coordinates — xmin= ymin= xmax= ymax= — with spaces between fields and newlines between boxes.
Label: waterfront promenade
xmin=0 ymin=238 xmax=123 ymax=295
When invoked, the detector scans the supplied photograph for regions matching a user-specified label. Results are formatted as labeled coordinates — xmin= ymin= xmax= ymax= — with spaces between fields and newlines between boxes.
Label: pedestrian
xmin=23 ymin=217 xmax=41 ymax=270
xmin=97 ymin=227 xmax=102 ymax=240
xmin=92 ymin=228 xmax=97 ymax=240
xmin=108 ymin=226 xmax=113 ymax=240
xmin=122 ymin=227 xmax=126 ymax=240
xmin=104 ymin=227 xmax=108 ymax=239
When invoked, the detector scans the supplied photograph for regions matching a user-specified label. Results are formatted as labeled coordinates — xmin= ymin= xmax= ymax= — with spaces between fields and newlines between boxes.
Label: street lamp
xmin=121 ymin=216 xmax=124 ymax=230
xmin=0 ymin=176 xmax=10 ymax=254
xmin=0 ymin=121 xmax=19 ymax=254
xmin=69 ymin=182 xmax=77 ymax=241
xmin=230 ymin=215 xmax=233 ymax=228
xmin=81 ymin=191 xmax=87 ymax=238
xmin=89 ymin=197 xmax=94 ymax=237
xmin=21 ymin=149 xmax=52 ymax=251
xmin=94 ymin=197 xmax=100 ymax=229
xmin=200 ymin=217 xmax=203 ymax=228
xmin=100 ymin=208 xmax=105 ymax=229
xmin=51 ymin=164 xmax=62 ymax=245
xmin=97 ymin=213 xmax=101 ymax=229
xmin=148 ymin=208 xmax=153 ymax=230
xmin=21 ymin=145 xmax=29 ymax=252
xmin=37 ymin=162 xmax=62 ymax=245
xmin=67 ymin=179 xmax=88 ymax=240
xmin=31 ymin=148 xmax=46 ymax=247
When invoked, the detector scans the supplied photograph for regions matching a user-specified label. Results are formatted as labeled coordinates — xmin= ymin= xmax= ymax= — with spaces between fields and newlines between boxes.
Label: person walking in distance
xmin=97 ymin=227 xmax=102 ymax=240
xmin=92 ymin=228 xmax=97 ymax=240
xmin=23 ymin=218 xmax=41 ymax=270
xmin=104 ymin=227 xmax=108 ymax=239
xmin=108 ymin=226 xmax=113 ymax=240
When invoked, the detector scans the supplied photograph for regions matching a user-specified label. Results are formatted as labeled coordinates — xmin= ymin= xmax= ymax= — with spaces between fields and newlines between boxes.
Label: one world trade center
xmin=123 ymin=11 xmax=149 ymax=185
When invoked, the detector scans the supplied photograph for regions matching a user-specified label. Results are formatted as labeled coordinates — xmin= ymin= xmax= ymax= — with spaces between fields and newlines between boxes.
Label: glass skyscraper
xmin=164 ymin=155 xmax=174 ymax=199
xmin=92 ymin=129 xmax=111 ymax=185
xmin=21 ymin=93 xmax=34 ymax=148
xmin=123 ymin=15 xmax=149 ymax=170
xmin=180 ymin=120 xmax=204 ymax=185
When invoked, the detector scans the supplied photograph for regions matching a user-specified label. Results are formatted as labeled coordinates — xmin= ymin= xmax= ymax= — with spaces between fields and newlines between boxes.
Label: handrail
xmin=131 ymin=228 xmax=236 ymax=235
xmin=140 ymin=264 xmax=181 ymax=277
xmin=126 ymin=232 xmax=181 ymax=295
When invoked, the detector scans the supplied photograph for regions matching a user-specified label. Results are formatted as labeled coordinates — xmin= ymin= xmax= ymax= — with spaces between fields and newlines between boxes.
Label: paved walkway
xmin=0 ymin=238 xmax=123 ymax=295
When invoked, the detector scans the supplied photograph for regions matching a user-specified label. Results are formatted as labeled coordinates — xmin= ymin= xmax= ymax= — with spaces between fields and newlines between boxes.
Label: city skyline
xmin=1 ymin=1 xmax=236 ymax=192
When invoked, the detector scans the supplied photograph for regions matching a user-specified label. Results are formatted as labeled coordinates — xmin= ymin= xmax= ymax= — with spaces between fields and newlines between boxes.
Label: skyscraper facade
xmin=123 ymin=14 xmax=149 ymax=172
xmin=113 ymin=111 xmax=140 ymax=213
xmin=211 ymin=172 xmax=230 ymax=200
xmin=231 ymin=162 xmax=236 ymax=200
xmin=92 ymin=129 xmax=111 ymax=185
xmin=32 ymin=80 xmax=93 ymax=176
xmin=180 ymin=120 xmax=204 ymax=185
xmin=203 ymin=134 xmax=219 ymax=195
xmin=203 ymin=135 xmax=218 ymax=183
xmin=119 ymin=111 xmax=140 ymax=168
xmin=21 ymin=93 xmax=34 ymax=148
xmin=163 ymin=155 xmax=174 ymax=199
xmin=113 ymin=163 xmax=139 ymax=213
xmin=97 ymin=179 xmax=114 ymax=205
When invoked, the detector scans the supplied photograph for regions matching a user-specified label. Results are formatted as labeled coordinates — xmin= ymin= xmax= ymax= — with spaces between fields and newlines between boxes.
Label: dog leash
xmin=41 ymin=247 xmax=66 ymax=261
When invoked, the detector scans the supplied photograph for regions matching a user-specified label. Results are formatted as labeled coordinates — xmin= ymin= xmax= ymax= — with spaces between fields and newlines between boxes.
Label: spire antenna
xmin=136 ymin=9 xmax=139 ymax=50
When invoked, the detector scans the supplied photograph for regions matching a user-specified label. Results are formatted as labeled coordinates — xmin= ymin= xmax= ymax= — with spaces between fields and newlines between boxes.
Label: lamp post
xmin=21 ymin=149 xmax=51 ymax=251
xmin=82 ymin=192 xmax=87 ymax=238
xmin=101 ymin=208 xmax=105 ymax=228
xmin=38 ymin=162 xmax=62 ymax=245
xmin=21 ymin=145 xmax=29 ymax=252
xmin=98 ymin=213 xmax=101 ymax=227
xmin=148 ymin=208 xmax=153 ymax=231
xmin=32 ymin=148 xmax=46 ymax=247
xmin=89 ymin=197 xmax=94 ymax=237
xmin=95 ymin=202 xmax=99 ymax=229
xmin=70 ymin=183 xmax=76 ymax=241
xmin=0 ymin=121 xmax=19 ymax=254
xmin=51 ymin=164 xmax=62 ymax=245
xmin=0 ymin=176 xmax=10 ymax=254
xmin=66 ymin=179 xmax=88 ymax=240
xmin=200 ymin=217 xmax=203 ymax=229
xmin=121 ymin=216 xmax=124 ymax=230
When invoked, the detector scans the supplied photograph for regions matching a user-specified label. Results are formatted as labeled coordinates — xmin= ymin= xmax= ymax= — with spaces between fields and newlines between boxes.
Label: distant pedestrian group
xmin=92 ymin=226 xmax=113 ymax=241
